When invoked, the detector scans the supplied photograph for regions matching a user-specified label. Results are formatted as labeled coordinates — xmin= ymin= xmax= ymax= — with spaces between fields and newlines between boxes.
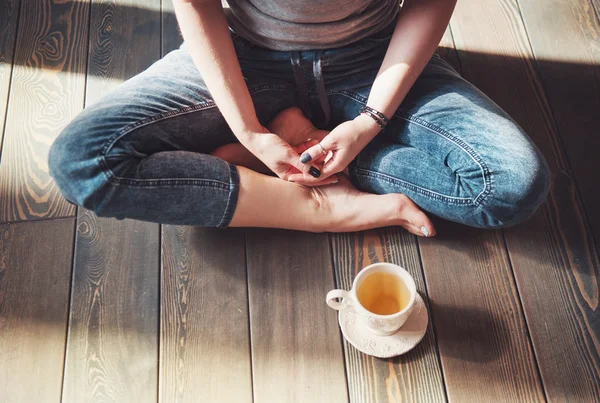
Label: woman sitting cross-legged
xmin=48 ymin=0 xmax=551 ymax=236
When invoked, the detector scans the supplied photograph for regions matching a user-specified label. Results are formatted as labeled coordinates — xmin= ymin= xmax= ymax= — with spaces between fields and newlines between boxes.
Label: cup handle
xmin=326 ymin=289 xmax=353 ymax=310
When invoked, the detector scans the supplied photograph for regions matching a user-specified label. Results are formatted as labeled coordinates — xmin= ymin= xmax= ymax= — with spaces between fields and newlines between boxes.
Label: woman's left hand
xmin=288 ymin=115 xmax=382 ymax=184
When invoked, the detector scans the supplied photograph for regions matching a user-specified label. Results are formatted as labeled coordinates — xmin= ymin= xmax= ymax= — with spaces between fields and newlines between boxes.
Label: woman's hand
xmin=245 ymin=126 xmax=338 ymax=185
xmin=288 ymin=115 xmax=382 ymax=184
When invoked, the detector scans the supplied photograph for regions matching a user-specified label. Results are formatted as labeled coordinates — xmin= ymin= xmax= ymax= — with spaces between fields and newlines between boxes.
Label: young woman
xmin=48 ymin=0 xmax=550 ymax=236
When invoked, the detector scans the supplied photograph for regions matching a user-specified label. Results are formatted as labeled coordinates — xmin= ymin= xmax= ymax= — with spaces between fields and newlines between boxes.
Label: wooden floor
xmin=1 ymin=0 xmax=599 ymax=402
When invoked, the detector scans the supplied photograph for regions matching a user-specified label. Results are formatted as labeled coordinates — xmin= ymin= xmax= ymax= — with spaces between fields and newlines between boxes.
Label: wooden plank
xmin=449 ymin=0 xmax=600 ymax=400
xmin=419 ymin=223 xmax=545 ymax=402
xmin=160 ymin=227 xmax=252 ymax=403
xmin=0 ymin=218 xmax=76 ymax=402
xmin=515 ymin=3 xmax=600 ymax=399
xmin=518 ymin=0 xmax=600 ymax=252
xmin=331 ymin=229 xmax=446 ymax=403
xmin=157 ymin=7 xmax=251 ymax=402
xmin=86 ymin=0 xmax=161 ymax=98
xmin=61 ymin=1 xmax=162 ymax=401
xmin=62 ymin=212 xmax=160 ymax=403
xmin=246 ymin=229 xmax=348 ymax=403
xmin=0 ymin=0 xmax=21 ymax=155
xmin=0 ymin=0 xmax=90 ymax=222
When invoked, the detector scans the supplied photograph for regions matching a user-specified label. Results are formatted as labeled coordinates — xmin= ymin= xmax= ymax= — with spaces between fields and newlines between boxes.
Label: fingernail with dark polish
xmin=309 ymin=166 xmax=321 ymax=178
xmin=300 ymin=153 xmax=312 ymax=164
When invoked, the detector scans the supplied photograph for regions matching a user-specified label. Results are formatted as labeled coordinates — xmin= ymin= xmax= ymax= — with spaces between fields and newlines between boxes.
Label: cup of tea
xmin=326 ymin=262 xmax=417 ymax=337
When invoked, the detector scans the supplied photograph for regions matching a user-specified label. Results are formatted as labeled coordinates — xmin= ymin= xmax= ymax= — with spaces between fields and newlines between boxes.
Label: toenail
xmin=421 ymin=226 xmax=430 ymax=237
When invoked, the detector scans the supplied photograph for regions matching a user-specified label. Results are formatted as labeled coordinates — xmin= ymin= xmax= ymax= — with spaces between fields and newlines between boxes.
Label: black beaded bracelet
xmin=359 ymin=105 xmax=389 ymax=128
xmin=360 ymin=109 xmax=386 ymax=129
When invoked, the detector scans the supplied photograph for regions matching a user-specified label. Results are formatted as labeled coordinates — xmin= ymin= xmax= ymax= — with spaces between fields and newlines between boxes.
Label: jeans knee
xmin=48 ymin=123 xmax=108 ymax=211
xmin=479 ymin=150 xmax=551 ymax=229
xmin=49 ymin=132 xmax=75 ymax=202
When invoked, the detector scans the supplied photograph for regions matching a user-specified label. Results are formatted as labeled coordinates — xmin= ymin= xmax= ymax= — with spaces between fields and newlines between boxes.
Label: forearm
xmin=366 ymin=0 xmax=457 ymax=120
xmin=172 ymin=0 xmax=264 ymax=145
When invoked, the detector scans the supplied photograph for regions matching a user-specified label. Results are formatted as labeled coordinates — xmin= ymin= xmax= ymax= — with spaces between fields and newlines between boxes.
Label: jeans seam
xmin=99 ymin=156 xmax=231 ymax=189
xmin=330 ymin=89 xmax=494 ymax=206
xmin=217 ymin=163 xmax=240 ymax=228
xmin=352 ymin=167 xmax=474 ymax=205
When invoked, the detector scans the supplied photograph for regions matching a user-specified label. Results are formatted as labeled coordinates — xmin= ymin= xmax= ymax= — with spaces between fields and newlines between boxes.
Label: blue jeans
xmin=48 ymin=27 xmax=550 ymax=229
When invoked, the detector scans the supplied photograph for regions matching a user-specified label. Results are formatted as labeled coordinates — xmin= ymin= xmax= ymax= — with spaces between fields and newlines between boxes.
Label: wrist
xmin=353 ymin=113 xmax=383 ymax=139
xmin=235 ymin=120 xmax=270 ymax=148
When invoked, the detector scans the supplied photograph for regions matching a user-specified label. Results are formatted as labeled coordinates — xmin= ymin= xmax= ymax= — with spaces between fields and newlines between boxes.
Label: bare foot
xmin=211 ymin=107 xmax=328 ymax=173
xmin=266 ymin=107 xmax=328 ymax=145
xmin=311 ymin=175 xmax=436 ymax=236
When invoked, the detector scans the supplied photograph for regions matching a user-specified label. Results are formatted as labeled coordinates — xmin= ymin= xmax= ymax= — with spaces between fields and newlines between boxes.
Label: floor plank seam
xmin=0 ymin=215 xmax=78 ymax=226
xmin=446 ymin=22 xmax=464 ymax=76
xmin=327 ymin=233 xmax=352 ymax=403
xmin=0 ymin=0 xmax=24 ymax=162
xmin=243 ymin=230 xmax=256 ymax=403
xmin=59 ymin=215 xmax=80 ymax=403
xmin=415 ymin=236 xmax=450 ymax=403
xmin=591 ymin=0 xmax=600 ymax=25
xmin=157 ymin=223 xmax=163 ymax=403
xmin=82 ymin=0 xmax=93 ymax=111
xmin=500 ymin=229 xmax=549 ymax=402
xmin=160 ymin=0 xmax=164 ymax=63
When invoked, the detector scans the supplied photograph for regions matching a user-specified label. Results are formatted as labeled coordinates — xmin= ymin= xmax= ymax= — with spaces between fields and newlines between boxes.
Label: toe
xmin=396 ymin=195 xmax=435 ymax=237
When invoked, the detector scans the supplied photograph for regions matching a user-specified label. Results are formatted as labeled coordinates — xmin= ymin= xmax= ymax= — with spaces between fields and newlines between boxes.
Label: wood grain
xmin=61 ymin=2 xmax=162 ymax=402
xmin=0 ymin=218 xmax=75 ymax=402
xmin=419 ymin=223 xmax=545 ymax=402
xmin=86 ymin=0 xmax=161 ymax=97
xmin=246 ymin=229 xmax=348 ymax=403
xmin=0 ymin=0 xmax=90 ymax=222
xmin=518 ymin=0 xmax=600 ymax=252
xmin=331 ymin=229 xmax=446 ymax=403
xmin=450 ymin=0 xmax=600 ymax=400
xmin=160 ymin=227 xmax=252 ymax=403
xmin=62 ymin=211 xmax=160 ymax=403
xmin=0 ymin=0 xmax=21 ymax=155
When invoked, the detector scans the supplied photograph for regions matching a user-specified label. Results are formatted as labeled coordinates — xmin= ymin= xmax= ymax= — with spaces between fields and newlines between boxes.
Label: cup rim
xmin=351 ymin=262 xmax=417 ymax=319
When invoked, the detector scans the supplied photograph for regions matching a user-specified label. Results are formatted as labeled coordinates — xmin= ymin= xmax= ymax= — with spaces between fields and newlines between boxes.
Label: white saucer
xmin=338 ymin=293 xmax=428 ymax=358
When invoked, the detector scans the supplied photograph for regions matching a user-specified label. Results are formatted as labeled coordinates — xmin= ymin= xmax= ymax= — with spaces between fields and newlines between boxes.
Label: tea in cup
xmin=326 ymin=262 xmax=416 ymax=336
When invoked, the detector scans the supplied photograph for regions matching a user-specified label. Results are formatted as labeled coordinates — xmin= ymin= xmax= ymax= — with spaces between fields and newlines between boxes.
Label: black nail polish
xmin=309 ymin=166 xmax=321 ymax=178
xmin=300 ymin=153 xmax=312 ymax=164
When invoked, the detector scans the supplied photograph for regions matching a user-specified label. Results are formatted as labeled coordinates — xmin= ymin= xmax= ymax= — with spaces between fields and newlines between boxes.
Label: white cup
xmin=326 ymin=262 xmax=417 ymax=336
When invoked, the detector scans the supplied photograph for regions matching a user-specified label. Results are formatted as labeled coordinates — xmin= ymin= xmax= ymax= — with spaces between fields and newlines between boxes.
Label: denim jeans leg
xmin=49 ymin=38 xmax=296 ymax=227
xmin=324 ymin=46 xmax=551 ymax=229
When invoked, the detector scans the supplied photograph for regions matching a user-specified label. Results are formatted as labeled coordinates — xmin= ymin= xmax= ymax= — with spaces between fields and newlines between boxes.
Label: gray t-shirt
xmin=224 ymin=0 xmax=401 ymax=51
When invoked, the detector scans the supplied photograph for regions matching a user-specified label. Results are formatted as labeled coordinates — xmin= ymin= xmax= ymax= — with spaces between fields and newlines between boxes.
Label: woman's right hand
xmin=245 ymin=127 xmax=337 ymax=186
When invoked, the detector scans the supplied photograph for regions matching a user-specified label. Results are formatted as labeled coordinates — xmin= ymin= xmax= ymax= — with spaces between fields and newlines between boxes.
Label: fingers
xmin=293 ymin=139 xmax=319 ymax=155
xmin=282 ymin=148 xmax=325 ymax=181
xmin=299 ymin=139 xmax=329 ymax=164
xmin=294 ymin=139 xmax=331 ymax=165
